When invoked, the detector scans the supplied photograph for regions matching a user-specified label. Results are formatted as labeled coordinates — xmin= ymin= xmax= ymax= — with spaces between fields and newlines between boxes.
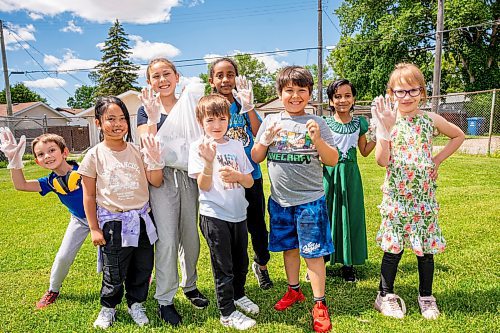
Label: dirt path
xmin=435 ymin=136 xmax=500 ymax=155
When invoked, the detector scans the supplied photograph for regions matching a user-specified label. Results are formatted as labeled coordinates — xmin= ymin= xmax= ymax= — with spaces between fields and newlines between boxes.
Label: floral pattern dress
xmin=323 ymin=116 xmax=369 ymax=266
xmin=376 ymin=112 xmax=446 ymax=256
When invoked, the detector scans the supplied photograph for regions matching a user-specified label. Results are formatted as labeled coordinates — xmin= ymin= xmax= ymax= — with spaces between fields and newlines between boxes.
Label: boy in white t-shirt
xmin=188 ymin=94 xmax=258 ymax=331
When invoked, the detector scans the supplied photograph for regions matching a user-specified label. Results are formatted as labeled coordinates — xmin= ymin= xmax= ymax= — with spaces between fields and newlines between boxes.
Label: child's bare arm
xmin=358 ymin=134 xmax=376 ymax=157
xmin=251 ymin=143 xmax=268 ymax=164
xmin=147 ymin=170 xmax=163 ymax=187
xmin=428 ymin=112 xmax=465 ymax=178
xmin=306 ymin=119 xmax=338 ymax=166
xmin=10 ymin=169 xmax=42 ymax=192
xmin=81 ymin=175 xmax=105 ymax=246
xmin=219 ymin=166 xmax=254 ymax=189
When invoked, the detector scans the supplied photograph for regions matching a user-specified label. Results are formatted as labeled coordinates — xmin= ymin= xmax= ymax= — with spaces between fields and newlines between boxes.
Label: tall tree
xmin=95 ymin=20 xmax=139 ymax=97
xmin=0 ymin=83 xmax=47 ymax=104
xmin=67 ymin=85 xmax=96 ymax=109
xmin=327 ymin=0 xmax=498 ymax=98
xmin=199 ymin=54 xmax=276 ymax=103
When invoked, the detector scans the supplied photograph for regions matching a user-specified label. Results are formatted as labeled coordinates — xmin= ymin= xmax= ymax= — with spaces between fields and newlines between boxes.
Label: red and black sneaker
xmin=36 ymin=290 xmax=59 ymax=309
xmin=274 ymin=286 xmax=306 ymax=311
xmin=312 ymin=301 xmax=332 ymax=332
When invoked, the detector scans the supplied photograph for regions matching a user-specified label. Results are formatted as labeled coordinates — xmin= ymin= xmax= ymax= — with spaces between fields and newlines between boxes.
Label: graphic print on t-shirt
xmin=216 ymin=152 xmax=241 ymax=190
xmin=101 ymin=161 xmax=141 ymax=201
xmin=268 ymin=124 xmax=316 ymax=165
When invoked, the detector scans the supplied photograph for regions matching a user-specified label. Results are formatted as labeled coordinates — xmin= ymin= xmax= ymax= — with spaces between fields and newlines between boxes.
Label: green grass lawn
xmin=1 ymin=154 xmax=499 ymax=332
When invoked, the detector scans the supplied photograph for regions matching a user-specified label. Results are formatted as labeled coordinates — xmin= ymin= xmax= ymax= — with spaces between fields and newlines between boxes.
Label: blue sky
xmin=1 ymin=0 xmax=340 ymax=107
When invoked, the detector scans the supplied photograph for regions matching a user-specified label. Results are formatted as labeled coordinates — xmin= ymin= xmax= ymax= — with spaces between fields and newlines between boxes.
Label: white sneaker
xmin=374 ymin=292 xmax=406 ymax=319
xmin=418 ymin=295 xmax=440 ymax=320
xmin=128 ymin=302 xmax=149 ymax=326
xmin=220 ymin=310 xmax=256 ymax=330
xmin=234 ymin=296 xmax=259 ymax=315
xmin=93 ymin=306 xmax=116 ymax=329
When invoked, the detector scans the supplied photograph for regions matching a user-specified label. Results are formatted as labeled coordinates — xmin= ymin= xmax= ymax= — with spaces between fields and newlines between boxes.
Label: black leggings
xmin=379 ymin=250 xmax=434 ymax=297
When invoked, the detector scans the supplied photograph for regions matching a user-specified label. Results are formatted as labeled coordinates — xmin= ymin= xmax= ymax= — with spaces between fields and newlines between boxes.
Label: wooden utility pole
xmin=431 ymin=0 xmax=444 ymax=113
xmin=317 ymin=0 xmax=323 ymax=116
xmin=0 ymin=20 xmax=13 ymax=116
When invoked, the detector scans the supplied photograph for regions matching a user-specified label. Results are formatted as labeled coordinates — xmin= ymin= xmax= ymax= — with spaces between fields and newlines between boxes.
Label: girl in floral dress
xmin=323 ymin=79 xmax=376 ymax=282
xmin=371 ymin=63 xmax=464 ymax=320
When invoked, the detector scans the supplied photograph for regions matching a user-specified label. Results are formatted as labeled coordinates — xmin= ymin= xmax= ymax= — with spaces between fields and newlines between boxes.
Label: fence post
xmin=487 ymin=89 xmax=496 ymax=157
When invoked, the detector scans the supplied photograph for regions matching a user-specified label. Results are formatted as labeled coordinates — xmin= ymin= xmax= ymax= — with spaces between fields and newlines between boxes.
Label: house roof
xmin=0 ymin=102 xmax=41 ymax=116
xmin=55 ymin=107 xmax=83 ymax=115
xmin=79 ymin=90 xmax=140 ymax=117
xmin=0 ymin=101 xmax=72 ymax=121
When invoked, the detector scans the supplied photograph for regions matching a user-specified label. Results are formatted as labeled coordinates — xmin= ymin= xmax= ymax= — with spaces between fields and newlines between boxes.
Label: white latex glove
xmin=232 ymin=76 xmax=255 ymax=113
xmin=198 ymin=135 xmax=217 ymax=164
xmin=139 ymin=86 xmax=161 ymax=126
xmin=140 ymin=134 xmax=165 ymax=170
xmin=0 ymin=127 xmax=26 ymax=169
xmin=371 ymin=95 xmax=398 ymax=141
xmin=259 ymin=121 xmax=282 ymax=146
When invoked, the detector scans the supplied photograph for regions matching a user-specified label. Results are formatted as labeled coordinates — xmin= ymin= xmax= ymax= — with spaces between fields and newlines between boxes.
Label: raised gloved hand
xmin=371 ymin=95 xmax=398 ymax=141
xmin=198 ymin=135 xmax=217 ymax=164
xmin=0 ymin=127 xmax=26 ymax=169
xmin=140 ymin=134 xmax=165 ymax=170
xmin=232 ymin=76 xmax=255 ymax=113
xmin=259 ymin=121 xmax=282 ymax=146
xmin=139 ymin=86 xmax=162 ymax=126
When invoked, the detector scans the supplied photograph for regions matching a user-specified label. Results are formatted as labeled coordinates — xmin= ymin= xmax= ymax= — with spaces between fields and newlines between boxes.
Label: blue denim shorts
xmin=268 ymin=196 xmax=334 ymax=258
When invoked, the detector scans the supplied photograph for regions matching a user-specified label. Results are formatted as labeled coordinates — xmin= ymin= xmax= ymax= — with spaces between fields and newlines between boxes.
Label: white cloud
xmin=4 ymin=23 xmax=35 ymax=50
xmin=23 ymin=77 xmax=67 ymax=89
xmin=95 ymin=42 xmax=105 ymax=50
xmin=61 ymin=20 xmax=83 ymax=34
xmin=43 ymin=54 xmax=61 ymax=67
xmin=43 ymin=50 xmax=100 ymax=72
xmin=185 ymin=0 xmax=204 ymax=7
xmin=28 ymin=12 xmax=44 ymax=20
xmin=129 ymin=35 xmax=181 ymax=61
xmin=0 ymin=0 xmax=180 ymax=24
xmin=203 ymin=53 xmax=223 ymax=64
xmin=257 ymin=54 xmax=288 ymax=73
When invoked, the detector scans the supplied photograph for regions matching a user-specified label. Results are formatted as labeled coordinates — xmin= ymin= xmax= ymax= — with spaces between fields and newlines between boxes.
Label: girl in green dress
xmin=323 ymin=79 xmax=376 ymax=282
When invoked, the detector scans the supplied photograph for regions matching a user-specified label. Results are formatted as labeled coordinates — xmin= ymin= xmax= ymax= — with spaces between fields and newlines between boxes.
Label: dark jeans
xmin=379 ymin=250 xmax=434 ymax=297
xmin=245 ymin=178 xmax=270 ymax=266
xmin=100 ymin=218 xmax=154 ymax=308
xmin=200 ymin=215 xmax=249 ymax=317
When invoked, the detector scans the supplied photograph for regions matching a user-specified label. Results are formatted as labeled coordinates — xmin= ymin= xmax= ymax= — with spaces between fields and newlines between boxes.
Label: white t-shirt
xmin=78 ymin=142 xmax=149 ymax=212
xmin=188 ymin=138 xmax=253 ymax=223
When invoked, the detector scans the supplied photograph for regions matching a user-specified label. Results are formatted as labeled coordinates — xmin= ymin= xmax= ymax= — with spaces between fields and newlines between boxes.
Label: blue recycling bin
xmin=466 ymin=117 xmax=486 ymax=136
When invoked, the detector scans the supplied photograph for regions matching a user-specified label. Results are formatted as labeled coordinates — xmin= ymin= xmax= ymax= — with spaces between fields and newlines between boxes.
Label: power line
xmin=6 ymin=27 xmax=74 ymax=97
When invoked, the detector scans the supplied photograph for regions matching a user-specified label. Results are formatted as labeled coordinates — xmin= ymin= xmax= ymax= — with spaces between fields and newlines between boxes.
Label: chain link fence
xmin=0 ymin=115 xmax=89 ymax=163
xmin=352 ymin=89 xmax=499 ymax=155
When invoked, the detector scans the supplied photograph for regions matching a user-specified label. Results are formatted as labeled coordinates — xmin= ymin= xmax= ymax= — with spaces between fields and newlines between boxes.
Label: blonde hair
xmin=31 ymin=133 xmax=67 ymax=155
xmin=387 ymin=63 xmax=427 ymax=100
xmin=196 ymin=94 xmax=231 ymax=123
xmin=146 ymin=58 xmax=178 ymax=82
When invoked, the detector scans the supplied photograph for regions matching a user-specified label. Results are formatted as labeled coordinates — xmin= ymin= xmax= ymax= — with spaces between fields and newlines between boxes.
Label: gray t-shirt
xmin=255 ymin=112 xmax=335 ymax=207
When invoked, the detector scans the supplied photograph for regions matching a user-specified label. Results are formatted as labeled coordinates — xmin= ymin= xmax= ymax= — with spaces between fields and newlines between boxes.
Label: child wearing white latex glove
xmin=141 ymin=134 xmax=165 ymax=171
xmin=139 ymin=86 xmax=162 ymax=126
xmin=0 ymin=127 xmax=26 ymax=169
xmin=258 ymin=121 xmax=282 ymax=147
xmin=370 ymin=95 xmax=398 ymax=141
xmin=232 ymin=76 xmax=255 ymax=114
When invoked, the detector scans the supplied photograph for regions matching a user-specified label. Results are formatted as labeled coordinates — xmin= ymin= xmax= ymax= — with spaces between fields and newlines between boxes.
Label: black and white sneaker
xmin=158 ymin=304 xmax=182 ymax=326
xmin=184 ymin=288 xmax=209 ymax=309
xmin=252 ymin=262 xmax=273 ymax=290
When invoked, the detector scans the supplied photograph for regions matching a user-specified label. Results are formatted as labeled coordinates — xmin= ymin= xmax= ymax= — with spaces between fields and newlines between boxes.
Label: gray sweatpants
xmin=49 ymin=215 xmax=89 ymax=292
xmin=149 ymin=167 xmax=200 ymax=305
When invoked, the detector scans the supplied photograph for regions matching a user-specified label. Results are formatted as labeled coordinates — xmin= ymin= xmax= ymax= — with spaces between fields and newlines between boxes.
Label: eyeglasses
xmin=392 ymin=88 xmax=422 ymax=98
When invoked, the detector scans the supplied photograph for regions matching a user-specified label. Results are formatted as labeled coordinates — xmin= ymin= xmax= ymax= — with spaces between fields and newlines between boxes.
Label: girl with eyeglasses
xmin=371 ymin=63 xmax=464 ymax=320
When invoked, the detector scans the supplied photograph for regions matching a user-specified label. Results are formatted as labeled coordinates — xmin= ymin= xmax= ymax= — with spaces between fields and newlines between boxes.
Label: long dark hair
xmin=94 ymin=96 xmax=132 ymax=142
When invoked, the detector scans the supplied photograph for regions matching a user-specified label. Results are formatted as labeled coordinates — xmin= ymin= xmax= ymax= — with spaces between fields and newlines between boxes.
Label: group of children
xmin=0 ymin=60 xmax=464 ymax=331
